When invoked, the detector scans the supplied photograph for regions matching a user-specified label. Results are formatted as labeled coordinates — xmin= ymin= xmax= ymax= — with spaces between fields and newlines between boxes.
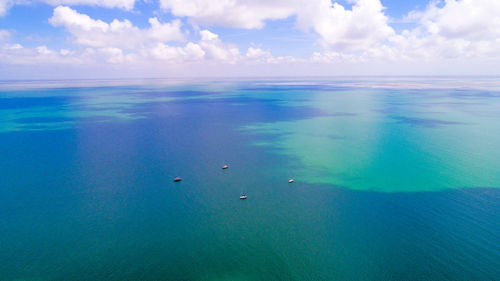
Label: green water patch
xmin=242 ymin=88 xmax=500 ymax=192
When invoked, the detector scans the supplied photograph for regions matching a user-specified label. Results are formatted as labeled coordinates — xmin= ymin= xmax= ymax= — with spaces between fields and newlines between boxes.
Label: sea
xmin=1 ymin=77 xmax=499 ymax=280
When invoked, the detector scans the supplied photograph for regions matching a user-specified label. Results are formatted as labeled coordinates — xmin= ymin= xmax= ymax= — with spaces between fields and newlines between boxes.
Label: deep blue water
xmin=1 ymin=79 xmax=499 ymax=280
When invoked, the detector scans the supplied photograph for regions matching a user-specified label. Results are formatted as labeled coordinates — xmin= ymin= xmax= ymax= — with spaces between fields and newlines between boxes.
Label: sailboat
xmin=240 ymin=184 xmax=247 ymax=199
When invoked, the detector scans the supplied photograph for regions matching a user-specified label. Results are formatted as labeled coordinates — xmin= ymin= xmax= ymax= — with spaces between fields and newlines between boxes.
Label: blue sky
xmin=1 ymin=0 xmax=499 ymax=78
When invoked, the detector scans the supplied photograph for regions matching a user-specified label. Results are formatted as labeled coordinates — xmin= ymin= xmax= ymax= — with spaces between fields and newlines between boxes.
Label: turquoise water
xmin=1 ymin=78 xmax=500 ymax=280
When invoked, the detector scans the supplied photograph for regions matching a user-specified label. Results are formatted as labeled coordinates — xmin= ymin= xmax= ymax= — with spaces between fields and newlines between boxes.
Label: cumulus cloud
xmin=149 ymin=42 xmax=201 ymax=62
xmin=0 ymin=0 xmax=6 ymax=16
xmin=160 ymin=0 xmax=394 ymax=51
xmin=310 ymin=50 xmax=360 ymax=63
xmin=375 ymin=0 xmax=500 ymax=61
xmin=160 ymin=0 xmax=296 ymax=29
xmin=159 ymin=0 xmax=500 ymax=60
xmin=44 ymin=0 xmax=135 ymax=10
xmin=147 ymin=31 xmax=239 ymax=63
xmin=0 ymin=0 xmax=15 ymax=16
xmin=245 ymin=47 xmax=298 ymax=63
xmin=49 ymin=6 xmax=185 ymax=48
xmin=0 ymin=0 xmax=135 ymax=16
xmin=1 ymin=7 xmax=243 ymax=67
xmin=310 ymin=0 xmax=500 ymax=63
xmin=197 ymin=30 xmax=239 ymax=61
xmin=46 ymin=7 xmax=242 ymax=63
xmin=246 ymin=47 xmax=272 ymax=60
xmin=417 ymin=0 xmax=500 ymax=41
xmin=0 ymin=42 xmax=83 ymax=65
xmin=298 ymin=0 xmax=394 ymax=51
xmin=3 ymin=0 xmax=500 ymax=77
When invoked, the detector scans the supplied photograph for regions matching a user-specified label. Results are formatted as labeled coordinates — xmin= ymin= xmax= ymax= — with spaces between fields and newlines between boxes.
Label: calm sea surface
xmin=1 ymin=78 xmax=499 ymax=280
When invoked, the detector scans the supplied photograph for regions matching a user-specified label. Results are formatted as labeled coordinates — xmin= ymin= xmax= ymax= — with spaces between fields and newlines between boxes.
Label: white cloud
xmin=244 ymin=47 xmax=298 ymax=63
xmin=0 ymin=0 xmax=19 ymax=16
xmin=0 ymin=42 xmax=82 ymax=65
xmin=246 ymin=47 xmax=272 ymax=60
xmin=1 ymin=19 xmax=241 ymax=67
xmin=0 ymin=0 xmax=7 ymax=16
xmin=198 ymin=30 xmax=239 ymax=61
xmin=97 ymin=47 xmax=124 ymax=63
xmin=159 ymin=0 xmax=500 ymax=59
xmin=146 ymin=29 xmax=240 ymax=63
xmin=199 ymin=29 xmax=218 ymax=41
xmin=310 ymin=50 xmax=360 ymax=63
xmin=160 ymin=0 xmax=394 ymax=51
xmin=3 ymin=0 xmax=500 ymax=77
xmin=49 ymin=6 xmax=185 ymax=49
xmin=0 ymin=0 xmax=135 ymax=16
xmin=298 ymin=0 xmax=394 ymax=51
xmin=160 ymin=0 xmax=296 ymax=29
xmin=44 ymin=0 xmax=135 ymax=10
xmin=309 ymin=0 xmax=500 ymax=63
xmin=375 ymin=0 xmax=500 ymax=61
xmin=417 ymin=0 xmax=500 ymax=41
xmin=149 ymin=42 xmax=205 ymax=62
xmin=45 ymin=7 xmax=241 ymax=64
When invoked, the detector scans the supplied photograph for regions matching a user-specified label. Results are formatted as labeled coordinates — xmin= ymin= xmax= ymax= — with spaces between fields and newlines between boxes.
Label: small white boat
xmin=288 ymin=179 xmax=294 ymax=183
xmin=222 ymin=165 xmax=229 ymax=169
xmin=240 ymin=194 xmax=247 ymax=199
xmin=174 ymin=177 xmax=182 ymax=182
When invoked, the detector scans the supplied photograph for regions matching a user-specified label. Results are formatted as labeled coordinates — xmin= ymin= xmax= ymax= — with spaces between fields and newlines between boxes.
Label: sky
xmin=1 ymin=0 xmax=500 ymax=79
